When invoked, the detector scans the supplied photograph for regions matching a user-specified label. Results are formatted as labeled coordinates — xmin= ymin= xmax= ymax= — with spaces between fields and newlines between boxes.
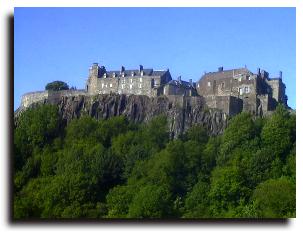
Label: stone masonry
xmin=19 ymin=63 xmax=288 ymax=116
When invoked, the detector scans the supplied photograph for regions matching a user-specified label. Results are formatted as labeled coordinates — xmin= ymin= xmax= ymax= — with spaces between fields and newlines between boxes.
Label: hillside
xmin=13 ymin=99 xmax=296 ymax=219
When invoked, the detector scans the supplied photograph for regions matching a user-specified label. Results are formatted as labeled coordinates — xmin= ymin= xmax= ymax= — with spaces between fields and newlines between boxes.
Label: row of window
xmin=106 ymin=72 xmax=145 ymax=78
xmin=121 ymin=77 xmax=143 ymax=84
xmin=102 ymin=83 xmax=143 ymax=89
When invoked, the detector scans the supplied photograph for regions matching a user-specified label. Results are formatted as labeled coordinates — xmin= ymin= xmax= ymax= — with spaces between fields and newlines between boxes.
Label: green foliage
xmin=45 ymin=81 xmax=69 ymax=91
xmin=128 ymin=184 xmax=173 ymax=218
xmin=14 ymin=104 xmax=60 ymax=170
xmin=13 ymin=104 xmax=296 ymax=219
xmin=183 ymin=181 xmax=210 ymax=218
xmin=218 ymin=112 xmax=256 ymax=165
xmin=261 ymin=105 xmax=293 ymax=158
xmin=252 ymin=177 xmax=296 ymax=218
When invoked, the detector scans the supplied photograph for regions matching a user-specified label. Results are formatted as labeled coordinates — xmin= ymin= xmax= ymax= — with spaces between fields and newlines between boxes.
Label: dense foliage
xmin=45 ymin=81 xmax=69 ymax=91
xmin=13 ymin=104 xmax=296 ymax=219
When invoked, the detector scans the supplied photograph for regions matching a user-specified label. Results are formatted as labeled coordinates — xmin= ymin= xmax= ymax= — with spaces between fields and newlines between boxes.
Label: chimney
xmin=189 ymin=79 xmax=193 ymax=86
xmin=120 ymin=66 xmax=125 ymax=73
xmin=279 ymin=71 xmax=283 ymax=79
xmin=139 ymin=65 xmax=143 ymax=72
xmin=178 ymin=76 xmax=182 ymax=82
xmin=218 ymin=66 xmax=223 ymax=72
xmin=257 ymin=68 xmax=261 ymax=75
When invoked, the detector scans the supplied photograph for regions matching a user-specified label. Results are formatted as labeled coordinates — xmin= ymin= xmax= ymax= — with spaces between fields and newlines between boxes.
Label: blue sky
xmin=14 ymin=7 xmax=296 ymax=109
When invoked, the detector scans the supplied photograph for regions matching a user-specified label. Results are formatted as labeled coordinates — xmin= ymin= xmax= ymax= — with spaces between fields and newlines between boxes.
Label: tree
xmin=127 ymin=184 xmax=173 ymax=218
xmin=252 ymin=177 xmax=295 ymax=218
xmin=261 ymin=105 xmax=293 ymax=159
xmin=45 ymin=81 xmax=69 ymax=91
xmin=106 ymin=185 xmax=137 ymax=218
xmin=208 ymin=166 xmax=251 ymax=216
xmin=183 ymin=181 xmax=210 ymax=218
xmin=14 ymin=104 xmax=60 ymax=170
xmin=218 ymin=112 xmax=256 ymax=166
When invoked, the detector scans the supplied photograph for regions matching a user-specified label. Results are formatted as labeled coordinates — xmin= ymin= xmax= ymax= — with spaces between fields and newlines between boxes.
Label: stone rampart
xmin=21 ymin=90 xmax=87 ymax=108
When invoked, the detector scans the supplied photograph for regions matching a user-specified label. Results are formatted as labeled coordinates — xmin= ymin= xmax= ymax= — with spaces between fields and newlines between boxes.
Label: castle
xmin=20 ymin=63 xmax=288 ymax=116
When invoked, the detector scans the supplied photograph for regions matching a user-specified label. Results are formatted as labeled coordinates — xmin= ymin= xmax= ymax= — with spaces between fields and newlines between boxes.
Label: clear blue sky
xmin=14 ymin=7 xmax=296 ymax=109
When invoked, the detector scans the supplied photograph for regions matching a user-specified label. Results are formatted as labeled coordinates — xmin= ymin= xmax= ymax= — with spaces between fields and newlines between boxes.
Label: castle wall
xmin=266 ymin=78 xmax=286 ymax=105
xmin=21 ymin=91 xmax=49 ymax=108
xmin=21 ymin=90 xmax=87 ymax=108
xmin=164 ymin=84 xmax=195 ymax=96
xmin=204 ymin=95 xmax=242 ymax=115
xmin=197 ymin=71 xmax=257 ymax=98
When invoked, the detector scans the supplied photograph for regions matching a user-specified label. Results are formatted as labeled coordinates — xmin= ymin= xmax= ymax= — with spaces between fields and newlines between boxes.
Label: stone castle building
xmin=20 ymin=63 xmax=288 ymax=116
xmin=86 ymin=63 xmax=196 ymax=97
xmin=196 ymin=66 xmax=287 ymax=115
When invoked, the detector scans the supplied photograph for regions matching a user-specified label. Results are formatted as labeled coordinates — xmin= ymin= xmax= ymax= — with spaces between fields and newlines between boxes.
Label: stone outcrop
xmin=17 ymin=94 xmax=228 ymax=138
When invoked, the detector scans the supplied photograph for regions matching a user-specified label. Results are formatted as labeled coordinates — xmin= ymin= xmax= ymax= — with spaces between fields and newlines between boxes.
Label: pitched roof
xmin=202 ymin=68 xmax=252 ymax=80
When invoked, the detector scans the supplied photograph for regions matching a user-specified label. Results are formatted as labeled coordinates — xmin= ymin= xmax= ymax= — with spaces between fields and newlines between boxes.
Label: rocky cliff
xmin=17 ymin=94 xmax=228 ymax=138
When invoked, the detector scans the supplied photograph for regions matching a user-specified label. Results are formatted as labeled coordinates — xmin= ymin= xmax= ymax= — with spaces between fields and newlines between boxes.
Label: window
xmin=130 ymin=84 xmax=133 ymax=89
xmin=130 ymin=79 xmax=133 ymax=83
xmin=245 ymin=86 xmax=250 ymax=93
xmin=151 ymin=79 xmax=155 ymax=88
xmin=122 ymin=79 xmax=125 ymax=84
xmin=139 ymin=84 xmax=142 ymax=88
xmin=121 ymin=84 xmax=125 ymax=89
xmin=140 ymin=77 xmax=143 ymax=82
xmin=197 ymin=83 xmax=200 ymax=88
xmin=239 ymin=88 xmax=243 ymax=95
xmin=102 ymin=83 xmax=104 ymax=89
xmin=207 ymin=81 xmax=211 ymax=87
xmin=221 ymin=82 xmax=225 ymax=88
xmin=110 ymin=83 xmax=112 ymax=88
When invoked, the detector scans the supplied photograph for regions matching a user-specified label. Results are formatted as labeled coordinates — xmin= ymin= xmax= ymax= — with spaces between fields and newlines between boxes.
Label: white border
xmin=1 ymin=1 xmax=301 ymax=231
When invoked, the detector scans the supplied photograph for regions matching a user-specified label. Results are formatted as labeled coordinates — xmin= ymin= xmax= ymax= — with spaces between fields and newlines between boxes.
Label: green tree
xmin=261 ymin=105 xmax=293 ymax=159
xmin=106 ymin=185 xmax=137 ymax=218
xmin=14 ymin=104 xmax=60 ymax=170
xmin=208 ymin=166 xmax=251 ymax=216
xmin=128 ymin=184 xmax=173 ymax=218
xmin=218 ymin=112 xmax=256 ymax=166
xmin=183 ymin=181 xmax=210 ymax=218
xmin=45 ymin=81 xmax=69 ymax=91
xmin=252 ymin=177 xmax=295 ymax=218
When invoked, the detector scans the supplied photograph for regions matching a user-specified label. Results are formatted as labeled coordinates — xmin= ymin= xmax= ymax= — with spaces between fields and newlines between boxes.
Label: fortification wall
xmin=21 ymin=91 xmax=49 ymax=108
xmin=21 ymin=90 xmax=87 ymax=108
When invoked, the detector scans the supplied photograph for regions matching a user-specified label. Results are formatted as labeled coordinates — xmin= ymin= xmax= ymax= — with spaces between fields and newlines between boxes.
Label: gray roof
xmin=105 ymin=69 xmax=167 ymax=77
xmin=202 ymin=68 xmax=252 ymax=80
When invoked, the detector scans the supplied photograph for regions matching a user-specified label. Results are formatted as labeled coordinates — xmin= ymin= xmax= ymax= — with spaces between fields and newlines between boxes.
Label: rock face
xmin=18 ymin=94 xmax=228 ymax=138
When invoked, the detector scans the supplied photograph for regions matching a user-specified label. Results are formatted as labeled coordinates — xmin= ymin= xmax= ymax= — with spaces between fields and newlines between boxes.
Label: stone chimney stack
xmin=257 ymin=68 xmax=261 ymax=75
xmin=139 ymin=65 xmax=143 ymax=72
xmin=279 ymin=71 xmax=283 ymax=79
xmin=218 ymin=66 xmax=223 ymax=72
xmin=120 ymin=66 xmax=125 ymax=74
